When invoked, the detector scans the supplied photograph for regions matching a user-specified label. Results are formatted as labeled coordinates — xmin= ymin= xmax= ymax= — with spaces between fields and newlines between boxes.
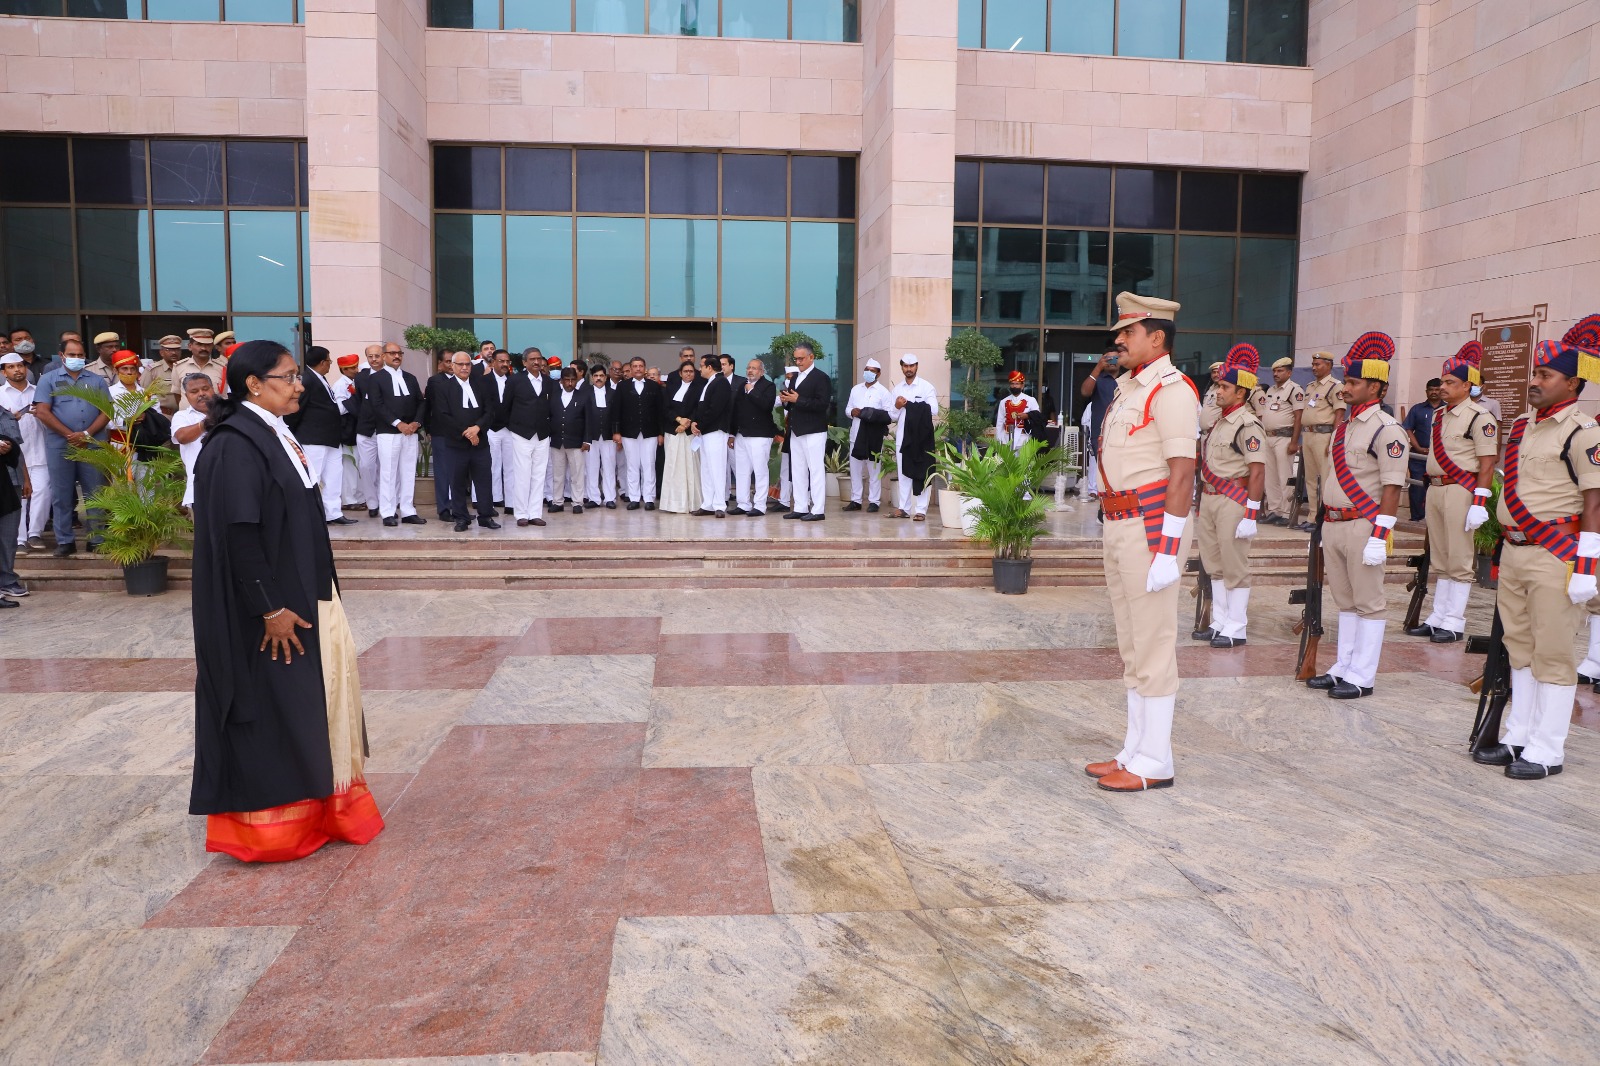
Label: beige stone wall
xmin=1300 ymin=0 xmax=1600 ymax=405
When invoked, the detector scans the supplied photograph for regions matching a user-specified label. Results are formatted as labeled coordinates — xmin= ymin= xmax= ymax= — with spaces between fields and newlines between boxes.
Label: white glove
xmin=1568 ymin=572 xmax=1598 ymax=605
xmin=1235 ymin=517 xmax=1258 ymax=539
xmin=1362 ymin=536 xmax=1388 ymax=566
xmin=1146 ymin=552 xmax=1181 ymax=592
xmin=1464 ymin=505 xmax=1489 ymax=531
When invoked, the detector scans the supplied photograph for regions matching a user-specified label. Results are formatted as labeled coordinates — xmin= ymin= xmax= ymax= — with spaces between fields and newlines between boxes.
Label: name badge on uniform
xmin=1270 ymin=402 xmax=1281 ymax=411
xmin=1308 ymin=398 xmax=1317 ymax=407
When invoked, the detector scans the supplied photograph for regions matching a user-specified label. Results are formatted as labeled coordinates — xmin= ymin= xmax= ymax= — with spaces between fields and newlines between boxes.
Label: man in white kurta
xmin=0 ymin=355 xmax=49 ymax=549
xmin=890 ymin=354 xmax=940 ymax=519
xmin=995 ymin=369 xmax=1041 ymax=450
xmin=844 ymin=358 xmax=893 ymax=510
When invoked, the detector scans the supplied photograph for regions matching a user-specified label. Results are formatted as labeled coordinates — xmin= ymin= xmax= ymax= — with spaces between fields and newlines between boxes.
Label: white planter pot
xmin=960 ymin=496 xmax=982 ymax=536
xmin=836 ymin=473 xmax=852 ymax=501
xmin=825 ymin=473 xmax=840 ymax=498
xmin=939 ymin=489 xmax=980 ymax=535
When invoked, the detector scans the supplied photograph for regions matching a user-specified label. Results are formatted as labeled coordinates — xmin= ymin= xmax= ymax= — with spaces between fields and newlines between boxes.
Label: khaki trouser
xmin=1301 ymin=429 xmax=1333 ymax=516
xmin=1423 ymin=483 xmax=1474 ymax=583
xmin=1264 ymin=434 xmax=1294 ymax=518
xmin=1103 ymin=513 xmax=1193 ymax=697
xmin=1198 ymin=492 xmax=1251 ymax=588
xmin=1499 ymin=543 xmax=1583 ymax=684
xmin=1323 ymin=516 xmax=1387 ymax=618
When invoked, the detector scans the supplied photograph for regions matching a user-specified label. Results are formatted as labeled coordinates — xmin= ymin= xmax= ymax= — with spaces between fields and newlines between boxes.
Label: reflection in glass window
xmin=506 ymin=215 xmax=574 ymax=316
xmin=577 ymin=216 xmax=646 ymax=316
xmin=225 ymin=0 xmax=295 ymax=21
xmin=719 ymin=321 xmax=786 ymax=367
xmin=1247 ymin=0 xmax=1307 ymax=66
xmin=722 ymin=154 xmax=787 ymax=217
xmin=300 ymin=211 xmax=310 ymax=309
xmin=508 ymin=319 xmax=574 ymax=365
xmin=435 ymin=145 xmax=503 ymax=211
xmin=1179 ymin=171 xmax=1238 ymax=232
xmin=1235 ymin=238 xmax=1295 ymax=331
xmin=797 ymin=321 xmax=848 ymax=383
xmin=3 ymin=208 xmax=74 ymax=311
xmin=230 ymin=212 xmax=300 ymax=312
xmin=958 ymin=0 xmax=982 ymax=48
xmin=506 ymin=148 xmax=573 ymax=212
xmin=1177 ymin=332 xmax=1232 ymax=382
xmin=1050 ymin=0 xmax=1112 ymax=55
xmin=1113 ymin=169 xmax=1177 ymax=230
xmin=791 ymin=156 xmax=855 ymax=219
xmin=650 ymin=152 xmax=719 ymax=216
xmin=981 ymin=327 xmax=1041 ymax=401
xmin=232 ymin=316 xmax=303 ymax=355
xmin=153 ymin=210 xmax=226 ymax=311
xmin=1241 ymin=174 xmax=1301 ymax=235
xmin=429 ymin=0 xmax=497 ymax=28
xmin=982 ymin=163 xmax=1044 ymax=225
xmin=954 ymin=161 xmax=981 ymax=224
xmin=1111 ymin=232 xmax=1173 ymax=299
xmin=789 ymin=222 xmax=854 ymax=321
xmin=721 ymin=220 xmax=786 ymax=319
xmin=980 ymin=228 xmax=1042 ymax=324
xmin=577 ymin=0 xmax=644 ymax=33
xmin=434 ymin=214 xmax=504 ymax=315
xmin=576 ymin=150 xmax=646 ymax=214
xmin=0 ymin=137 xmax=71 ymax=204
xmin=649 ymin=0 xmax=714 ymax=34
xmin=985 ymin=0 xmax=1044 ymax=52
xmin=64 ymin=0 xmax=139 ymax=15
xmin=1236 ymin=333 xmax=1290 ymax=366
xmin=226 ymin=142 xmax=298 ymax=207
xmin=1117 ymin=0 xmax=1181 ymax=58
xmin=953 ymin=227 xmax=979 ymax=322
xmin=649 ymin=218 xmax=717 ymax=318
xmin=722 ymin=0 xmax=786 ymax=39
xmin=1046 ymin=165 xmax=1111 ymax=228
xmin=792 ymin=0 xmax=856 ymax=42
xmin=1044 ymin=230 xmax=1108 ymax=326
xmin=73 ymin=139 xmax=147 ymax=205
xmin=506 ymin=0 xmax=570 ymax=30
xmin=151 ymin=141 xmax=223 ymax=206
xmin=78 ymin=209 xmax=152 ymax=311
xmin=1184 ymin=0 xmax=1243 ymax=61
xmin=1175 ymin=235 xmax=1234 ymax=330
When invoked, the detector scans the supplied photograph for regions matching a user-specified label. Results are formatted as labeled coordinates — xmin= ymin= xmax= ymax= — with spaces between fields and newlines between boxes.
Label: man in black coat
xmin=731 ymin=356 xmax=779 ymax=516
xmin=548 ymin=365 xmax=595 ymax=514
xmin=351 ymin=344 xmax=385 ymax=517
xmin=780 ymin=341 xmax=832 ymax=521
xmin=423 ymin=352 xmax=461 ymax=520
xmin=432 ymin=352 xmax=500 ymax=531
xmin=584 ymin=365 xmax=620 ymax=508
xmin=484 ymin=350 xmax=514 ymax=511
xmin=613 ymin=356 xmax=664 ymax=510
xmin=505 ymin=347 xmax=556 ymax=526
xmin=285 ymin=346 xmax=355 ymax=525
xmin=367 ymin=344 xmax=427 ymax=527
xmin=691 ymin=354 xmax=733 ymax=517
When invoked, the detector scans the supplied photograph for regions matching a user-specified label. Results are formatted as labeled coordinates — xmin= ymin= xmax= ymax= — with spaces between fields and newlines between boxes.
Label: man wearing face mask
xmin=889 ymin=355 xmax=940 ymax=520
xmin=844 ymin=358 xmax=892 ymax=512
xmin=996 ymin=370 xmax=1041 ymax=451
xmin=8 ymin=329 xmax=56 ymax=384
xmin=1 ymin=352 xmax=49 ymax=556
xmin=32 ymin=338 xmax=111 ymax=556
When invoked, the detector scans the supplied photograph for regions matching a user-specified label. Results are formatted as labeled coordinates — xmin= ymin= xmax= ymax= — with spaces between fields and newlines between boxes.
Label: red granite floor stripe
xmin=358 ymin=637 xmax=519 ymax=689
xmin=515 ymin=616 xmax=663 ymax=655
xmin=0 ymin=657 xmax=195 ymax=692
xmin=619 ymin=767 xmax=773 ymax=918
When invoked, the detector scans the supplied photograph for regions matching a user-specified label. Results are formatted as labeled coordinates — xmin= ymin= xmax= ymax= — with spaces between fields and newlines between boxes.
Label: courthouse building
xmin=1 ymin=0 xmax=1596 ymax=422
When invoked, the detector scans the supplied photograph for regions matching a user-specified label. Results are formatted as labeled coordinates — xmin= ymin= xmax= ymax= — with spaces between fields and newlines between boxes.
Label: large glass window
xmin=789 ymin=222 xmax=855 ymax=321
xmin=5 ymin=0 xmax=302 ymax=19
xmin=3 ymin=208 xmax=75 ymax=311
xmin=79 ymin=209 xmax=152 ymax=311
xmin=959 ymin=0 xmax=1305 ymax=65
xmin=649 ymin=218 xmax=716 ymax=318
xmin=577 ymin=216 xmax=646 ymax=316
xmin=423 ymin=0 xmax=857 ymax=38
xmin=506 ymin=216 xmax=574 ymax=316
xmin=153 ymin=210 xmax=227 ymax=312
xmin=721 ymin=220 xmax=786 ymax=319
xmin=228 ymin=211 xmax=301 ymax=312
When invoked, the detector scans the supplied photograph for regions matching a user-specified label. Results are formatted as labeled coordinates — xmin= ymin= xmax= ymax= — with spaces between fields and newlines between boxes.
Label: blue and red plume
xmin=1562 ymin=314 xmax=1600 ymax=353
xmin=1343 ymin=332 xmax=1395 ymax=383
xmin=1219 ymin=343 xmax=1259 ymax=390
xmin=1441 ymin=340 xmax=1482 ymax=386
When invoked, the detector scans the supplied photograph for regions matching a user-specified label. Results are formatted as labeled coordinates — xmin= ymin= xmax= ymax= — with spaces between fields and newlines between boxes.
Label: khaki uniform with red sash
xmin=1251 ymin=378 xmax=1304 ymax=520
xmin=1425 ymin=398 xmax=1498 ymax=586
xmin=1198 ymin=403 xmax=1264 ymax=591
xmin=1300 ymin=373 xmax=1345 ymax=518
xmin=1199 ymin=383 xmax=1223 ymax=432
xmin=1324 ymin=402 xmax=1408 ymax=618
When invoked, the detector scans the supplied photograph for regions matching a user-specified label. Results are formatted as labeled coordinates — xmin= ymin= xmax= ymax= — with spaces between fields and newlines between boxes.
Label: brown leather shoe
xmin=1097 ymin=769 xmax=1174 ymax=793
xmin=1084 ymin=759 xmax=1122 ymax=778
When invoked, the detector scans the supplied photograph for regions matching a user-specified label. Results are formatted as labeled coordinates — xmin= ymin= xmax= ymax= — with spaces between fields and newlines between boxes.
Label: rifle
xmin=1287 ymin=457 xmax=1308 ymax=528
xmin=1188 ymin=470 xmax=1212 ymax=640
xmin=1402 ymin=529 xmax=1431 ymax=632
xmin=1465 ymin=607 xmax=1511 ymax=756
xmin=1289 ymin=479 xmax=1325 ymax=680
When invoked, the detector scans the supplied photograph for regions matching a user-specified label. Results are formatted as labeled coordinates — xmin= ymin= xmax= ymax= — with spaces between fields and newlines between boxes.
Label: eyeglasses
xmin=258 ymin=372 xmax=299 ymax=384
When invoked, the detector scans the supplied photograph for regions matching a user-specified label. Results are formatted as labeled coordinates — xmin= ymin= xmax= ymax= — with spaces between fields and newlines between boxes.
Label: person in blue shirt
xmin=1400 ymin=377 xmax=1444 ymax=521
xmin=32 ymin=337 xmax=111 ymax=557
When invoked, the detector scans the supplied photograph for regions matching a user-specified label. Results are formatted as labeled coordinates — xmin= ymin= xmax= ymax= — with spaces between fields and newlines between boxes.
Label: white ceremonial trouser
xmin=301 ymin=444 xmax=343 ymax=520
xmin=733 ymin=435 xmax=771 ymax=513
xmin=791 ymin=430 xmax=826 ymax=515
xmin=508 ymin=433 xmax=550 ymax=518
xmin=1221 ymin=587 xmax=1251 ymax=641
xmin=549 ymin=448 xmax=584 ymax=505
xmin=621 ymin=436 xmax=658 ymax=504
xmin=849 ymin=455 xmax=882 ymax=505
xmin=698 ymin=430 xmax=729 ymax=512
xmin=340 ymin=445 xmax=363 ymax=505
xmin=778 ymin=452 xmax=792 ymax=508
xmin=1503 ymin=668 xmax=1575 ymax=768
xmin=20 ymin=459 xmax=50 ymax=541
xmin=487 ymin=427 xmax=511 ymax=504
xmin=376 ymin=432 xmax=419 ymax=518
xmin=896 ymin=459 xmax=931 ymax=516
xmin=1579 ymin=616 xmax=1600 ymax=679
xmin=1116 ymin=690 xmax=1176 ymax=780
xmin=356 ymin=433 xmax=380 ymax=510
xmin=585 ymin=440 xmax=618 ymax=504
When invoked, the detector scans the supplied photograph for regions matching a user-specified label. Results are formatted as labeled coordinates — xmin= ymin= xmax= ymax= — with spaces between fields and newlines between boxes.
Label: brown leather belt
xmin=1099 ymin=490 xmax=1143 ymax=521
xmin=1203 ymin=476 xmax=1249 ymax=496
xmin=1323 ymin=507 xmax=1366 ymax=522
xmin=1305 ymin=424 xmax=1334 ymax=434
xmin=1504 ymin=519 xmax=1578 ymax=545
xmin=1425 ymin=475 xmax=1471 ymax=488
xmin=1267 ymin=427 xmax=1294 ymax=437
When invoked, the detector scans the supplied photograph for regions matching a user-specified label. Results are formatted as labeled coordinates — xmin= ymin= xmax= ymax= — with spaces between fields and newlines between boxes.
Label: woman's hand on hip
xmin=261 ymin=609 xmax=313 ymax=664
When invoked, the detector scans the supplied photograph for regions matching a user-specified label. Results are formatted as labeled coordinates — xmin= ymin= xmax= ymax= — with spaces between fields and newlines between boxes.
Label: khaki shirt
xmin=86 ymin=360 xmax=116 ymax=385
xmin=171 ymin=357 xmax=224 ymax=410
xmin=1101 ymin=355 xmax=1199 ymax=492
xmin=141 ymin=359 xmax=183 ymax=414
xmin=1498 ymin=403 xmax=1600 ymax=524
xmin=1301 ymin=374 xmax=1345 ymax=428
xmin=1426 ymin=399 xmax=1498 ymax=478
xmin=1251 ymin=379 xmax=1305 ymax=432
xmin=1204 ymin=404 xmax=1265 ymax=481
xmin=1199 ymin=384 xmax=1223 ymax=432
xmin=1325 ymin=403 xmax=1408 ymax=507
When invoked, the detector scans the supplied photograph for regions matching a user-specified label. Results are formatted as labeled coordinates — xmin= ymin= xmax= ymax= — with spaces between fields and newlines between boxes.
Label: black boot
xmin=1329 ymin=679 xmax=1373 ymax=699
xmin=1471 ymin=743 xmax=1521 ymax=767
xmin=1506 ymin=758 xmax=1562 ymax=779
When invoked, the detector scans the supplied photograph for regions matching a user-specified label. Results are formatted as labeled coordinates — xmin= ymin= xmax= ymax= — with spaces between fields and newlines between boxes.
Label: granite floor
xmin=2 ymin=581 xmax=1599 ymax=1066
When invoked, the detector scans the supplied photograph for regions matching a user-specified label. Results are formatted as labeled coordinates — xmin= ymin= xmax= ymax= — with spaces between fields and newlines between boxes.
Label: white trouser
xmin=356 ymin=433 xmax=380 ymax=510
xmin=1580 ymin=616 xmax=1600 ymax=679
xmin=896 ymin=456 xmax=931 ymax=516
xmin=1426 ymin=578 xmax=1470 ymax=635
xmin=1116 ymin=690 xmax=1176 ymax=780
xmin=340 ymin=445 xmax=363 ymax=505
xmin=733 ymin=435 xmax=771 ymax=512
xmin=1220 ymin=586 xmax=1251 ymax=641
xmin=549 ymin=448 xmax=584 ymax=504
xmin=621 ymin=435 xmax=658 ymax=503
xmin=698 ymin=430 xmax=730 ymax=512
xmin=791 ymin=430 xmax=826 ymax=515
xmin=585 ymin=439 xmax=618 ymax=504
xmin=508 ymin=433 xmax=550 ymax=518
xmin=20 ymin=460 xmax=50 ymax=541
xmin=1502 ymin=668 xmax=1575 ymax=767
xmin=849 ymin=455 xmax=882 ymax=504
xmin=375 ymin=432 xmax=419 ymax=518
xmin=301 ymin=443 xmax=343 ymax=520
xmin=487 ymin=427 xmax=511 ymax=504
xmin=778 ymin=452 xmax=792 ymax=507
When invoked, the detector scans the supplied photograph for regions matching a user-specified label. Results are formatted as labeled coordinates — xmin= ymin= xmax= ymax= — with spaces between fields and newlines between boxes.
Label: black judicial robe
xmin=189 ymin=407 xmax=341 ymax=815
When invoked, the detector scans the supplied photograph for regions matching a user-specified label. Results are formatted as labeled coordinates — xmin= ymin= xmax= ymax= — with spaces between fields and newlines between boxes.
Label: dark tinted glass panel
xmin=1179 ymin=171 xmax=1238 ymax=232
xmin=67 ymin=0 xmax=136 ymax=13
xmin=433 ymin=145 xmax=502 ymax=210
xmin=979 ymin=227 xmax=1042 ymax=324
xmin=982 ymin=163 xmax=1044 ymax=225
xmin=1112 ymin=168 xmax=1177 ymax=229
xmin=150 ymin=140 xmax=223 ymax=206
xmin=226 ymin=141 xmax=298 ymax=206
xmin=428 ymin=0 xmax=493 ymax=27
xmin=1175 ymin=332 xmax=1231 ymax=383
xmin=1247 ymin=0 xmax=1308 ymax=66
xmin=3 ymin=208 xmax=75 ymax=310
xmin=953 ymin=226 xmax=978 ymax=321
xmin=8 ymin=0 xmax=56 ymax=13
xmin=721 ymin=153 xmax=787 ymax=217
xmin=1110 ymin=232 xmax=1174 ymax=298
xmin=0 ymin=137 xmax=70 ymax=203
xmin=1240 ymin=173 xmax=1301 ymax=234
xmin=299 ymin=143 xmax=308 ymax=206
xmin=78 ymin=209 xmax=151 ymax=311
xmin=980 ymin=327 xmax=1041 ymax=400
xmin=791 ymin=155 xmax=856 ymax=218
xmin=954 ymin=161 xmax=980 ymax=223
xmin=1044 ymin=229 xmax=1109 ymax=326
xmin=1175 ymin=235 xmax=1234 ymax=329
xmin=650 ymin=152 xmax=719 ymax=215
xmin=505 ymin=148 xmax=572 ymax=212
xmin=72 ymin=139 xmax=147 ymax=205
xmin=1236 ymin=237 xmax=1295 ymax=330
xmin=1046 ymin=165 xmax=1111 ymax=227
xmin=576 ymin=149 xmax=646 ymax=214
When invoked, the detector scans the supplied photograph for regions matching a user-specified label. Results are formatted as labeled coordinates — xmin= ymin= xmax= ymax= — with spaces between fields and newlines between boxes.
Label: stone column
xmin=856 ymin=0 xmax=959 ymax=400
xmin=304 ymin=0 xmax=431 ymax=371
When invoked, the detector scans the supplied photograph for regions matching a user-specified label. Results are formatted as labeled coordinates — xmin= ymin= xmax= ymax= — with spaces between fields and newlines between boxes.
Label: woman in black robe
xmin=189 ymin=340 xmax=384 ymax=862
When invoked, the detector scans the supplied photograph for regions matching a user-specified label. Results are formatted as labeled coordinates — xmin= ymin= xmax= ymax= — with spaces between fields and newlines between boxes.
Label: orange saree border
xmin=206 ymin=781 xmax=383 ymax=863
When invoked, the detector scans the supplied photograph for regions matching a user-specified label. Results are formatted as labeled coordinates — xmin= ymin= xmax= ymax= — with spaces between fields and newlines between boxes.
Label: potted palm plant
xmin=61 ymin=383 xmax=191 ymax=595
xmin=1473 ymin=471 xmax=1503 ymax=589
xmin=938 ymin=438 xmax=1070 ymax=594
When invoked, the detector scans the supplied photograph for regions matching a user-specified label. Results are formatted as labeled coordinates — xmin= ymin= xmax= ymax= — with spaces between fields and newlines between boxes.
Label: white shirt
xmin=171 ymin=407 xmax=207 ymax=507
xmin=493 ymin=372 xmax=508 ymax=401
xmin=525 ymin=369 xmax=544 ymax=395
xmin=794 ymin=365 xmax=816 ymax=388
xmin=0 ymin=381 xmax=44 ymax=461
xmin=996 ymin=392 xmax=1041 ymax=444
xmin=673 ymin=379 xmax=692 ymax=403
xmin=593 ymin=385 xmax=607 ymax=409
xmin=243 ymin=401 xmax=317 ymax=489
xmin=634 ymin=379 xmax=645 ymax=394
xmin=890 ymin=378 xmax=941 ymax=449
xmin=385 ymin=366 xmax=409 ymax=396
xmin=456 ymin=376 xmax=478 ymax=408
xmin=560 ymin=389 xmax=575 ymax=408
xmin=845 ymin=380 xmax=892 ymax=445
xmin=108 ymin=382 xmax=136 ymax=431
xmin=325 ymin=369 xmax=352 ymax=413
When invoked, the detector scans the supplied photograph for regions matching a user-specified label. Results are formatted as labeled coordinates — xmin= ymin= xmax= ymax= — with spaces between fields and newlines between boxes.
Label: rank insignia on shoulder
xmin=1588 ymin=444 xmax=1600 ymax=467
xmin=1245 ymin=436 xmax=1261 ymax=452
xmin=1483 ymin=422 xmax=1497 ymax=437
xmin=1387 ymin=440 xmax=1405 ymax=458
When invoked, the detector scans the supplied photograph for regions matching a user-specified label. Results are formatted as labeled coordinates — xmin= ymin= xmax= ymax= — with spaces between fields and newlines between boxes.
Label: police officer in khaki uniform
xmin=140 ymin=334 xmax=186 ymax=415
xmin=1251 ymin=356 xmax=1304 ymax=525
xmin=1475 ymin=335 xmax=1600 ymax=779
xmin=1198 ymin=361 xmax=1225 ymax=432
xmin=170 ymin=328 xmax=224 ymax=410
xmin=213 ymin=330 xmax=235 ymax=349
xmin=1306 ymin=334 xmax=1408 ymax=700
xmin=1404 ymin=341 xmax=1498 ymax=643
xmin=88 ymin=331 xmax=121 ymax=384
xmin=1297 ymin=351 xmax=1345 ymax=530
xmin=1195 ymin=345 xmax=1266 ymax=649
xmin=1084 ymin=293 xmax=1198 ymax=794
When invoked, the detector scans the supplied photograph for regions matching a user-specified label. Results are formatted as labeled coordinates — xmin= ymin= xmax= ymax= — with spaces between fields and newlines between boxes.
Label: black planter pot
xmin=1475 ymin=553 xmax=1497 ymax=590
xmin=123 ymin=556 xmax=169 ymax=597
xmin=993 ymin=557 xmax=1033 ymax=595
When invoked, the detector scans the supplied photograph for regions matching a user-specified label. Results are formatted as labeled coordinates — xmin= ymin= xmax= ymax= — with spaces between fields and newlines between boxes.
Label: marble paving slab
xmin=212 ymin=1057 xmax=593 ymax=1066
xmin=0 ymin=691 xmax=194 ymax=777
xmin=464 ymin=655 xmax=657 ymax=725
xmin=363 ymin=690 xmax=476 ymax=773
xmin=641 ymin=686 xmax=852 ymax=767
xmin=596 ymin=912 xmax=1001 ymax=1065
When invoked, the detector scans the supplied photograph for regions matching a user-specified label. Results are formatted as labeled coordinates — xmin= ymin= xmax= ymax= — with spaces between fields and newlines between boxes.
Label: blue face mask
xmin=863 ymin=370 xmax=878 ymax=383
xmin=63 ymin=356 xmax=87 ymax=372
